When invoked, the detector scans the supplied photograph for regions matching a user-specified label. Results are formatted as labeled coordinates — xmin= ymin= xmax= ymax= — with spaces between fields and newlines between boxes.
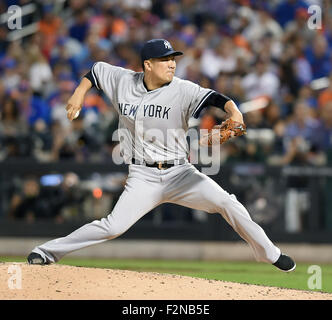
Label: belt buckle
xmin=158 ymin=162 xmax=164 ymax=170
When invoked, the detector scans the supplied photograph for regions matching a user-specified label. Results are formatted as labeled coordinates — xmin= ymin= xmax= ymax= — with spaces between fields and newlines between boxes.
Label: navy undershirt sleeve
xmin=83 ymin=71 xmax=96 ymax=88
xmin=193 ymin=91 xmax=231 ymax=118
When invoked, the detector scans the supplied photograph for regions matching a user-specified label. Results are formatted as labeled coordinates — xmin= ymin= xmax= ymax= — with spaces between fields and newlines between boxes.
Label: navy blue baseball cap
xmin=140 ymin=39 xmax=183 ymax=62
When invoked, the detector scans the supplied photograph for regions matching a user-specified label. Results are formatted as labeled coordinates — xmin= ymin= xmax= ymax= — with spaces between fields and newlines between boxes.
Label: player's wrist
xmin=230 ymin=113 xmax=244 ymax=124
xmin=73 ymin=87 xmax=87 ymax=98
xmin=224 ymin=101 xmax=243 ymax=124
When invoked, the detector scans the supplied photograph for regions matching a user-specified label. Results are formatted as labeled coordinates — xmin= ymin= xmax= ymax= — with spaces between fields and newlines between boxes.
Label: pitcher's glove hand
xmin=200 ymin=118 xmax=247 ymax=146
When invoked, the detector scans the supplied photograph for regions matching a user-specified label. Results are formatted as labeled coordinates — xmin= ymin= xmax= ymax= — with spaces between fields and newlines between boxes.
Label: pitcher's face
xmin=146 ymin=55 xmax=176 ymax=84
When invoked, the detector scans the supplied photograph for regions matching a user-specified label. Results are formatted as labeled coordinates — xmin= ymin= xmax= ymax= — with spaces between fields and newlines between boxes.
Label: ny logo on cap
xmin=164 ymin=40 xmax=172 ymax=49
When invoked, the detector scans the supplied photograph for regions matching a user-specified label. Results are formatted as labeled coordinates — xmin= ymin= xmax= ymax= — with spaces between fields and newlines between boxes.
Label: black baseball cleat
xmin=27 ymin=252 xmax=49 ymax=265
xmin=273 ymin=253 xmax=296 ymax=272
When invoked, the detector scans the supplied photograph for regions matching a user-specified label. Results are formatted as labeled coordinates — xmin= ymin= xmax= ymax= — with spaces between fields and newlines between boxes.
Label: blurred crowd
xmin=0 ymin=0 xmax=332 ymax=167
xmin=6 ymin=171 xmax=127 ymax=223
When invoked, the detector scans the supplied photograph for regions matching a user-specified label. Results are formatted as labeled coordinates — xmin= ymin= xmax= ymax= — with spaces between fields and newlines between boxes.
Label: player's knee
xmin=107 ymin=223 xmax=126 ymax=238
xmin=104 ymin=216 xmax=127 ymax=238
xmin=216 ymin=192 xmax=239 ymax=211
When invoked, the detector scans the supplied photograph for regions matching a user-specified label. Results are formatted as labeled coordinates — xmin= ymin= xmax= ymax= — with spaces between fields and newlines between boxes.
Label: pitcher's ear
xmin=144 ymin=59 xmax=153 ymax=71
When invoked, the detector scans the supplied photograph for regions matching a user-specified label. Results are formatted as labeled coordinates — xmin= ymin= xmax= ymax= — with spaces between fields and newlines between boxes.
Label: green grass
xmin=2 ymin=256 xmax=331 ymax=293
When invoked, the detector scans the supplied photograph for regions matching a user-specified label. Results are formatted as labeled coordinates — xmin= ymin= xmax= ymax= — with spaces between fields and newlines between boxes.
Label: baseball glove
xmin=200 ymin=118 xmax=247 ymax=146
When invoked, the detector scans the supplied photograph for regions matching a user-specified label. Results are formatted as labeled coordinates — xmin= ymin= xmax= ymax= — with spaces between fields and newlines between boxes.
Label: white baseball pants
xmin=32 ymin=163 xmax=281 ymax=264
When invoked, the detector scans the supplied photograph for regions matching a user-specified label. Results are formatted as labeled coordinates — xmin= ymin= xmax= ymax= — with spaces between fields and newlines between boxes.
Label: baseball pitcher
xmin=27 ymin=39 xmax=295 ymax=272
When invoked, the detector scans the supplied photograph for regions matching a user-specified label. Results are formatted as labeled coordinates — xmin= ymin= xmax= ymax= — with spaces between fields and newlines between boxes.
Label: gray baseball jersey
xmin=92 ymin=62 xmax=213 ymax=163
xmin=31 ymin=62 xmax=281 ymax=265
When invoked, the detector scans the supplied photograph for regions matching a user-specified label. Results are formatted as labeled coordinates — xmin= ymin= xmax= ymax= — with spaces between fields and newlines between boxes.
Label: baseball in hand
xmin=73 ymin=110 xmax=80 ymax=119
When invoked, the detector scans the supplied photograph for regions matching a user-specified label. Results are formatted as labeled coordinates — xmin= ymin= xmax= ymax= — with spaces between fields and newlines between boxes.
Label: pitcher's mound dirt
xmin=1 ymin=262 xmax=331 ymax=300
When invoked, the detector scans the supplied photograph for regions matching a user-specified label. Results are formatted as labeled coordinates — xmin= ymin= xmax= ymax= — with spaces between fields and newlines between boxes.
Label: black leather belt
xmin=131 ymin=158 xmax=186 ymax=170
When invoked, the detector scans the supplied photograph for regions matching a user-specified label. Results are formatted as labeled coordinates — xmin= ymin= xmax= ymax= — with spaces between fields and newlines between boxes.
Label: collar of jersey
xmin=141 ymin=73 xmax=173 ymax=93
